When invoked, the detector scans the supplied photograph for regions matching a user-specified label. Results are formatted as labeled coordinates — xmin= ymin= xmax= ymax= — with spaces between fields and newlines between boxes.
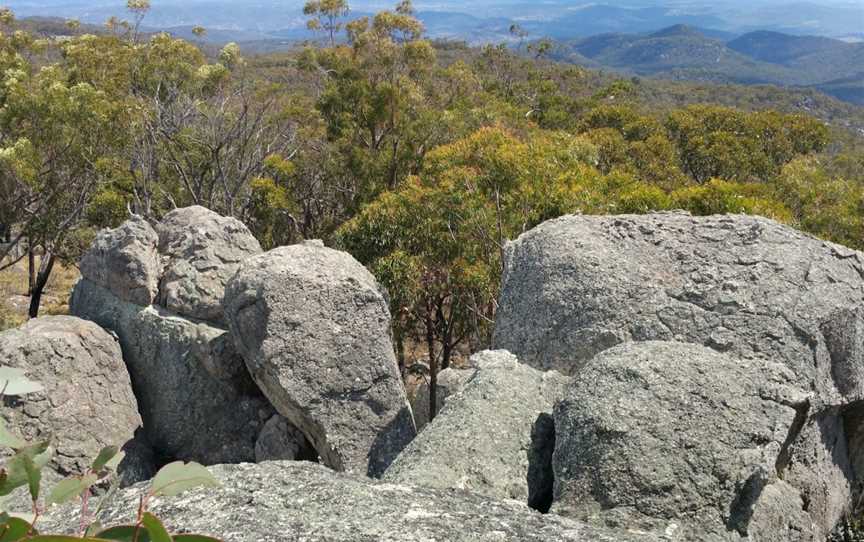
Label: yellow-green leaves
xmin=0 ymin=441 xmax=53 ymax=500
xmin=149 ymin=462 xmax=220 ymax=498
xmin=46 ymin=474 xmax=99 ymax=506
xmin=0 ymin=368 xmax=43 ymax=397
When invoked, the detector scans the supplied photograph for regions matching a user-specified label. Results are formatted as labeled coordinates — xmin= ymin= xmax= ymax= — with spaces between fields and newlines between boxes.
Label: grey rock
xmin=39 ymin=461 xmax=662 ymax=542
xmin=71 ymin=279 xmax=273 ymax=465
xmin=436 ymin=365 xmax=476 ymax=410
xmin=79 ymin=216 xmax=160 ymax=306
xmin=224 ymin=242 xmax=416 ymax=477
xmin=552 ymin=341 xmax=831 ymax=541
xmin=0 ymin=316 xmax=141 ymax=476
xmin=493 ymin=213 xmax=864 ymax=406
xmin=495 ymin=212 xmax=864 ymax=537
xmin=384 ymin=350 xmax=570 ymax=504
xmin=405 ymin=363 xmax=475 ymax=431
xmin=255 ymin=415 xmax=317 ymax=462
xmin=156 ymin=206 xmax=262 ymax=323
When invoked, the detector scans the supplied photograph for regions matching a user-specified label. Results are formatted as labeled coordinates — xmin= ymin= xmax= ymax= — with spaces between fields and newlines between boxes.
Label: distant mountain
xmin=553 ymin=25 xmax=864 ymax=105
xmin=728 ymin=30 xmax=852 ymax=64
xmin=518 ymin=5 xmax=730 ymax=40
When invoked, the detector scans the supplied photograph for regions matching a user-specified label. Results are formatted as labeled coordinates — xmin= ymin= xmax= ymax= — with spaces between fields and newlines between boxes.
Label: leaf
xmin=0 ymin=420 xmax=25 ymax=450
xmin=83 ymin=521 xmax=103 ymax=537
xmin=141 ymin=513 xmax=171 ymax=542
xmin=94 ymin=525 xmax=150 ymax=542
xmin=25 ymin=537 xmax=115 ymax=542
xmin=150 ymin=462 xmax=220 ymax=497
xmin=91 ymin=446 xmax=120 ymax=472
xmin=23 ymin=456 xmax=40 ymax=503
xmin=173 ymin=536 xmax=223 ymax=542
xmin=104 ymin=450 xmax=125 ymax=472
xmin=0 ymin=443 xmax=52 ymax=498
xmin=0 ymin=516 xmax=34 ymax=541
xmin=47 ymin=474 xmax=98 ymax=505
xmin=0 ymin=367 xmax=44 ymax=396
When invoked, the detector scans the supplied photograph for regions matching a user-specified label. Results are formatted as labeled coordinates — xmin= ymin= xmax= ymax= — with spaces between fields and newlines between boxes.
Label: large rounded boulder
xmin=552 ymin=341 xmax=819 ymax=541
xmin=224 ymin=241 xmax=416 ymax=477
xmin=494 ymin=212 xmax=864 ymax=539
xmin=156 ymin=206 xmax=262 ymax=323
xmin=493 ymin=212 xmax=864 ymax=404
xmin=79 ymin=215 xmax=160 ymax=307
xmin=0 ymin=316 xmax=142 ymax=475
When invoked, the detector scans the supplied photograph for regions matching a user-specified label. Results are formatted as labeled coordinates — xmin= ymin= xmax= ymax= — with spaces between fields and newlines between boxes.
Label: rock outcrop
xmin=0 ymin=316 xmax=141 ymax=475
xmin=493 ymin=213 xmax=864 ymax=402
xmin=71 ymin=208 xmax=281 ymax=465
xmin=71 ymin=280 xmax=274 ymax=465
xmin=553 ymin=341 xmax=818 ymax=541
xmin=224 ymin=241 xmax=416 ymax=476
xmin=384 ymin=350 xmax=569 ymax=504
xmin=39 ymin=461 xmax=662 ymax=542
xmin=493 ymin=213 xmax=864 ymax=539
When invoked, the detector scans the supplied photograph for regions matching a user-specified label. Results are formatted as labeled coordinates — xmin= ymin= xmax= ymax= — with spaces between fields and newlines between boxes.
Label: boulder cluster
xmin=3 ymin=207 xmax=863 ymax=541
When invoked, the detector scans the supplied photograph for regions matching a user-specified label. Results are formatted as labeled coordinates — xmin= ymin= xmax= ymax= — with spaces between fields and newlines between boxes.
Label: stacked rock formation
xmin=72 ymin=207 xmax=278 ymax=465
xmin=494 ymin=212 xmax=864 ymax=540
xmin=10 ymin=208 xmax=864 ymax=541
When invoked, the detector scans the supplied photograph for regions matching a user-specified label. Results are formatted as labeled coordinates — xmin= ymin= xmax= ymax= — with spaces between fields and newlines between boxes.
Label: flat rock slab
xmin=39 ymin=461 xmax=663 ymax=542
xmin=224 ymin=242 xmax=415 ymax=476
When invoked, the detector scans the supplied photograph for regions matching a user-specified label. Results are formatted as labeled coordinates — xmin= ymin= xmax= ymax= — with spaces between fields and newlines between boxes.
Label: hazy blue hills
xmin=5 ymin=1 xmax=862 ymax=105
xmin=553 ymin=25 xmax=864 ymax=104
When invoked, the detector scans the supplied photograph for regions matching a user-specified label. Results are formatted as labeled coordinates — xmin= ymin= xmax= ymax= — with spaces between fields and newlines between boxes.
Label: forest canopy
xmin=0 ymin=0 xmax=862 ymax=371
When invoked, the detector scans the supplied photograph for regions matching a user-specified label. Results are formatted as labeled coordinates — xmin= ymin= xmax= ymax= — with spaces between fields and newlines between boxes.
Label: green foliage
xmin=0 ymin=369 xmax=223 ymax=541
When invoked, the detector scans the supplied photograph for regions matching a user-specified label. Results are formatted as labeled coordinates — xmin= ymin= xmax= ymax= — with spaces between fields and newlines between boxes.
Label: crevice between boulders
xmin=527 ymin=412 xmax=556 ymax=513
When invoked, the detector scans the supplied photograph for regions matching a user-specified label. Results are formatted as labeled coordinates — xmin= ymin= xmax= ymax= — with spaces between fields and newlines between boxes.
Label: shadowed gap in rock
xmin=527 ymin=412 xmax=556 ymax=513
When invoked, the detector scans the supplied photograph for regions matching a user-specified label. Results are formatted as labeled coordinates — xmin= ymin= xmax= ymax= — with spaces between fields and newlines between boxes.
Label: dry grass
xmin=0 ymin=257 xmax=80 ymax=331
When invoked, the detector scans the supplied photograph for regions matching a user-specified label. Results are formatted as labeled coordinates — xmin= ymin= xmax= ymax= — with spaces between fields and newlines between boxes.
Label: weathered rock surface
xmin=71 ymin=279 xmax=273 ymax=465
xmin=552 ymin=341 xmax=841 ymax=542
xmin=79 ymin=215 xmax=160 ymax=306
xmin=493 ymin=213 xmax=864 ymax=404
xmin=0 ymin=316 xmax=141 ymax=475
xmin=156 ymin=206 xmax=262 ymax=323
xmin=493 ymin=212 xmax=864 ymax=538
xmin=224 ymin=241 xmax=416 ymax=476
xmin=436 ymin=365 xmax=476 ymax=410
xmin=39 ymin=461 xmax=662 ymax=542
xmin=384 ymin=350 xmax=570 ymax=504
xmin=254 ymin=415 xmax=317 ymax=462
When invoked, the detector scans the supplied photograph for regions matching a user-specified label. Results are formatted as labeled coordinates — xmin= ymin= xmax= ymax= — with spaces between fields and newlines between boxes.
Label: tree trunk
xmin=28 ymin=252 xmax=56 ymax=319
xmin=395 ymin=329 xmax=406 ymax=377
xmin=426 ymin=311 xmax=438 ymax=421
xmin=27 ymin=247 xmax=36 ymax=295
